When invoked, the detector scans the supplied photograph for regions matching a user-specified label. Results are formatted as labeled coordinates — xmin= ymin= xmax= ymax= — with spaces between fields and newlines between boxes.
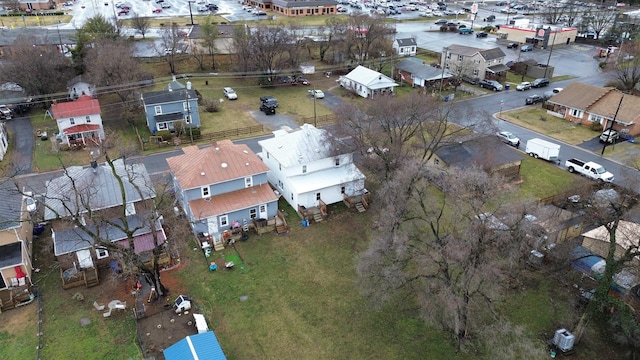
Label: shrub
xmin=156 ymin=130 xmax=172 ymax=141
xmin=590 ymin=122 xmax=603 ymax=132
xmin=201 ymin=98 xmax=220 ymax=112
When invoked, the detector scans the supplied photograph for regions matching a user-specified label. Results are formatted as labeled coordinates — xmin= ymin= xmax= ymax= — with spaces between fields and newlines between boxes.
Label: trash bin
xmin=505 ymin=84 xmax=510 ymax=90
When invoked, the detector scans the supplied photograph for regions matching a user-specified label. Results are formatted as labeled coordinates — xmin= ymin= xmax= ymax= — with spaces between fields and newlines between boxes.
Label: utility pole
xmin=185 ymin=79 xmax=194 ymax=144
xmin=543 ymin=29 xmax=558 ymax=78
xmin=439 ymin=46 xmax=449 ymax=97
xmin=601 ymin=95 xmax=624 ymax=156
xmin=188 ymin=1 xmax=195 ymax=26
xmin=313 ymin=86 xmax=317 ymax=127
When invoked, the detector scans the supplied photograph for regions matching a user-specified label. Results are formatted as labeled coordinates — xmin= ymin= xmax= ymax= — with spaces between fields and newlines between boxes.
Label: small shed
xmin=163 ymin=331 xmax=227 ymax=360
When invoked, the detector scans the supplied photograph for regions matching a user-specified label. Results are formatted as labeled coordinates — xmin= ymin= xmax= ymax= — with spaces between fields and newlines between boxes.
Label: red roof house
xmin=50 ymin=95 xmax=105 ymax=147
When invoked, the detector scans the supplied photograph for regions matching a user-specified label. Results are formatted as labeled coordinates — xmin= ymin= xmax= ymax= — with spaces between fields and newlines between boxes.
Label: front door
xmin=259 ymin=204 xmax=267 ymax=219
xmin=76 ymin=249 xmax=94 ymax=269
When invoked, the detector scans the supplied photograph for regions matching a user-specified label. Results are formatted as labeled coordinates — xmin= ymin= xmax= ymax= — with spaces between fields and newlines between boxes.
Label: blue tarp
xmin=164 ymin=331 xmax=227 ymax=360
xmin=569 ymin=246 xmax=604 ymax=276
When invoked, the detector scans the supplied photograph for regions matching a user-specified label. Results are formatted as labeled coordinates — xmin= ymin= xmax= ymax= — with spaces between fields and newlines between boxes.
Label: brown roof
xmin=448 ymin=45 xmax=505 ymax=60
xmin=188 ymin=183 xmax=278 ymax=219
xmin=166 ymin=140 xmax=270 ymax=190
xmin=587 ymin=90 xmax=640 ymax=125
xmin=547 ymin=82 xmax=614 ymax=110
xmin=479 ymin=47 xmax=506 ymax=61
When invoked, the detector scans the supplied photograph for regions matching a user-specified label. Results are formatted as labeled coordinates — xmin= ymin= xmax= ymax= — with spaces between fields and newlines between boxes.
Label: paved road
xmin=5 ymin=115 xmax=34 ymax=175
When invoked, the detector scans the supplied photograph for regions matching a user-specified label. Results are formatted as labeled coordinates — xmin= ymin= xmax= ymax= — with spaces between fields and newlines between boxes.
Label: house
xmin=16 ymin=0 xmax=54 ymax=11
xmin=339 ymin=65 xmax=398 ymax=98
xmin=393 ymin=37 xmax=417 ymax=57
xmin=0 ymin=181 xmax=36 ymax=312
xmin=432 ymin=135 xmax=524 ymax=182
xmin=581 ymin=220 xmax=640 ymax=264
xmin=50 ymin=95 xmax=105 ymax=147
xmin=0 ymin=122 xmax=8 ymax=162
xmin=43 ymin=160 xmax=167 ymax=289
xmin=441 ymin=45 xmax=508 ymax=81
xmin=546 ymin=82 xmax=640 ymax=136
xmin=257 ymin=124 xmax=367 ymax=219
xmin=166 ymin=140 xmax=279 ymax=244
xmin=395 ymin=58 xmax=453 ymax=88
xmin=141 ymin=78 xmax=200 ymax=134
xmin=242 ymin=0 xmax=337 ymax=17
xmin=164 ymin=331 xmax=227 ymax=360
xmin=67 ymin=75 xmax=96 ymax=99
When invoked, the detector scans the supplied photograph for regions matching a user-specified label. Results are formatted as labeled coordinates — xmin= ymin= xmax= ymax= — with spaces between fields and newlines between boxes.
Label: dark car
xmin=520 ymin=44 xmax=534 ymax=52
xmin=484 ymin=14 xmax=496 ymax=22
xmin=458 ymin=28 xmax=473 ymax=35
xmin=260 ymin=95 xmax=279 ymax=108
xmin=506 ymin=42 xmax=519 ymax=49
xmin=478 ymin=79 xmax=503 ymax=91
xmin=525 ymin=94 xmax=544 ymax=105
xmin=260 ymin=103 xmax=276 ymax=115
xmin=476 ymin=32 xmax=488 ymax=38
xmin=531 ymin=78 xmax=550 ymax=88
xmin=435 ymin=19 xmax=448 ymax=25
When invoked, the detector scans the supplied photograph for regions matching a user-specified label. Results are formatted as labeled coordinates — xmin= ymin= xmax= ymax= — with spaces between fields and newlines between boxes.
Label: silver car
xmin=496 ymin=131 xmax=520 ymax=147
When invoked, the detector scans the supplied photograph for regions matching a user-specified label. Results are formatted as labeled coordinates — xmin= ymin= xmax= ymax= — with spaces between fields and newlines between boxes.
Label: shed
xmin=163 ymin=331 xmax=227 ymax=360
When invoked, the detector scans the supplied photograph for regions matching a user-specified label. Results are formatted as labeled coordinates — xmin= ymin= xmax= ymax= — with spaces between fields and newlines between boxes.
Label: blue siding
xmin=144 ymin=98 xmax=200 ymax=133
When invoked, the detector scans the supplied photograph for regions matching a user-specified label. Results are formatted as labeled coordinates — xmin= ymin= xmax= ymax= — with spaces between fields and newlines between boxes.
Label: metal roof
xmin=0 ymin=242 xmax=22 ymax=269
xmin=0 ymin=179 xmax=24 ymax=231
xmin=164 ymin=331 xmax=227 ymax=360
xmin=258 ymin=123 xmax=333 ymax=168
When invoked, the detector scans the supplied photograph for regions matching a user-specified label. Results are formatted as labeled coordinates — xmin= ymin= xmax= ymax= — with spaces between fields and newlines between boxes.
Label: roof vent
xmin=221 ymin=162 xmax=228 ymax=168
xmin=201 ymin=172 xmax=205 ymax=176
xmin=215 ymin=147 xmax=220 ymax=152
xmin=245 ymin=162 xmax=249 ymax=166
xmin=243 ymin=150 xmax=248 ymax=154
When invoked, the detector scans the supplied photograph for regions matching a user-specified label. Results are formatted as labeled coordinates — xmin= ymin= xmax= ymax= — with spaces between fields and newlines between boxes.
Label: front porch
xmin=61 ymin=124 xmax=103 ymax=147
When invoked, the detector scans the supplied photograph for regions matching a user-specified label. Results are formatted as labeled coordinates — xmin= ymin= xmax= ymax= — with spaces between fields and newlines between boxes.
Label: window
xmin=571 ymin=109 xmax=583 ymax=118
xmin=335 ymin=157 xmax=340 ymax=166
xmin=302 ymin=165 xmax=307 ymax=174
xmin=574 ymin=224 xmax=580 ymax=231
xmin=341 ymin=186 xmax=346 ymax=194
xmin=250 ymin=208 xmax=257 ymax=219
xmin=86 ymin=116 xmax=91 ymax=123
xmin=183 ymin=101 xmax=188 ymax=112
xmin=589 ymin=114 xmax=602 ymax=123
xmin=457 ymin=55 xmax=463 ymax=61
xmin=202 ymin=186 xmax=210 ymax=197
xmin=154 ymin=106 xmax=162 ymax=115
xmin=446 ymin=53 xmax=451 ymax=59
xmin=279 ymin=163 xmax=281 ymax=171
xmin=158 ymin=123 xmax=167 ymax=130
xmin=473 ymin=69 xmax=479 ymax=76
xmin=125 ymin=202 xmax=136 ymax=216
xmin=278 ymin=180 xmax=283 ymax=190
xmin=245 ymin=177 xmax=253 ymax=188
xmin=316 ymin=193 xmax=321 ymax=201
xmin=266 ymin=152 xmax=269 ymax=159
xmin=445 ymin=64 xmax=450 ymax=70
xmin=96 ymin=247 xmax=109 ymax=259
xmin=474 ymin=59 xmax=481 ymax=64
xmin=434 ymin=159 xmax=440 ymax=165
xmin=260 ymin=204 xmax=266 ymax=213
xmin=69 ymin=117 xmax=75 ymax=125
xmin=220 ymin=215 xmax=229 ymax=227
xmin=185 ymin=115 xmax=191 ymax=124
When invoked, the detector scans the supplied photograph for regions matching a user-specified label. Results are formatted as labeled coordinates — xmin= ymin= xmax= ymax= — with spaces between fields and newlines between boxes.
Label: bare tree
xmin=130 ymin=13 xmax=151 ymax=39
xmin=158 ymin=23 xmax=185 ymax=74
xmin=199 ymin=16 xmax=219 ymax=70
xmin=356 ymin=163 xmax=530 ymax=350
xmin=246 ymin=25 xmax=294 ymax=83
xmin=344 ymin=14 xmax=394 ymax=64
xmin=318 ymin=17 xmax=348 ymax=63
xmin=231 ymin=23 xmax=252 ymax=74
xmin=611 ymin=41 xmax=640 ymax=93
xmin=584 ymin=9 xmax=618 ymax=40
xmin=84 ymin=38 xmax=147 ymax=103
xmin=332 ymin=93 xmax=482 ymax=182
xmin=0 ymin=35 xmax=73 ymax=108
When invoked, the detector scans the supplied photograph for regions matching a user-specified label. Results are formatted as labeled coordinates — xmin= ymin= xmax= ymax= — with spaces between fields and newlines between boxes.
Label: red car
xmin=152 ymin=8 xmax=162 ymax=13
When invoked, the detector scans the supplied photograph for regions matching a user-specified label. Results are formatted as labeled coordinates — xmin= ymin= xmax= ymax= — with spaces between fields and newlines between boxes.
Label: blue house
xmin=140 ymin=77 xmax=200 ymax=134
xmin=166 ymin=140 xmax=279 ymax=244
xmin=163 ymin=331 xmax=227 ymax=360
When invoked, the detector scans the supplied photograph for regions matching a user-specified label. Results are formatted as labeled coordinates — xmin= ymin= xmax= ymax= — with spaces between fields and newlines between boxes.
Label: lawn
xmin=0 ymin=305 xmax=39 ymax=360
xmin=500 ymin=108 xmax=597 ymax=145
xmin=517 ymin=157 xmax=581 ymax=201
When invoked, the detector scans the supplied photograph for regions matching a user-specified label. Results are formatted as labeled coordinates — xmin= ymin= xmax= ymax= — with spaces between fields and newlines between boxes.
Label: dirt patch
xmin=136 ymin=308 xmax=199 ymax=359
xmin=0 ymin=303 xmax=37 ymax=335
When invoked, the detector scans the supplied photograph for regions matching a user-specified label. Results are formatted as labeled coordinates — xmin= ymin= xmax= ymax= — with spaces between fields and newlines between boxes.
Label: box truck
xmin=525 ymin=138 xmax=560 ymax=162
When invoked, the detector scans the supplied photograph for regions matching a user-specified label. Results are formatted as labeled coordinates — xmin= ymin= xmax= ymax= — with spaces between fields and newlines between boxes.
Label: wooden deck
xmin=343 ymin=191 xmax=371 ymax=213
xmin=60 ymin=267 xmax=99 ymax=290
xmin=298 ymin=200 xmax=328 ymax=223
xmin=252 ymin=210 xmax=289 ymax=235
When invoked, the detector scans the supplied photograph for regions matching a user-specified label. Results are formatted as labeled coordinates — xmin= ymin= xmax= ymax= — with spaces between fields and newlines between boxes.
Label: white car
xmin=223 ymin=87 xmax=238 ymax=100
xmin=0 ymin=104 xmax=12 ymax=119
xmin=24 ymin=191 xmax=37 ymax=213
xmin=308 ymin=89 xmax=325 ymax=99
xmin=516 ymin=82 xmax=531 ymax=91
xmin=496 ymin=131 xmax=520 ymax=147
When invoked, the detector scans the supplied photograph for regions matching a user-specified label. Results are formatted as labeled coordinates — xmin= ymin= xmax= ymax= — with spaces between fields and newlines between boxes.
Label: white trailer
xmin=525 ymin=138 xmax=560 ymax=162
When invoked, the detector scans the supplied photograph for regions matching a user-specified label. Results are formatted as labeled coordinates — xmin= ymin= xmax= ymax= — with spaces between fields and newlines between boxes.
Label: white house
xmin=50 ymin=95 xmax=105 ymax=147
xmin=258 ymin=124 xmax=366 ymax=210
xmin=339 ymin=65 xmax=398 ymax=98
xmin=393 ymin=38 xmax=417 ymax=57
xmin=67 ymin=75 xmax=96 ymax=99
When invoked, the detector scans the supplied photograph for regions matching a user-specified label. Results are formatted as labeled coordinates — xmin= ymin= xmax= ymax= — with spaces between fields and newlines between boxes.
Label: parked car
xmin=23 ymin=191 xmax=37 ymax=213
xmin=478 ymin=79 xmax=503 ymax=91
xmin=161 ymin=3 xmax=171 ymax=8
xmin=496 ymin=131 xmax=520 ymax=147
xmin=565 ymin=158 xmax=614 ymax=182
xmin=117 ymin=9 xmax=129 ymax=15
xmin=516 ymin=82 xmax=531 ymax=91
xmin=223 ymin=87 xmax=238 ymax=100
xmin=308 ymin=89 xmax=325 ymax=99
xmin=525 ymin=94 xmax=544 ymax=105
xmin=506 ymin=42 xmax=519 ymax=49
xmin=458 ymin=28 xmax=473 ymax=35
xmin=260 ymin=95 xmax=279 ymax=108
xmin=0 ymin=104 xmax=12 ymax=119
xmin=476 ymin=32 xmax=488 ymax=38
xmin=152 ymin=8 xmax=162 ymax=13
xmin=435 ymin=19 xmax=447 ymax=25
xmin=531 ymin=77 xmax=550 ymax=88
xmin=520 ymin=44 xmax=533 ymax=52
xmin=484 ymin=14 xmax=496 ymax=22
xmin=599 ymin=129 xmax=619 ymax=143
xmin=552 ymin=87 xmax=563 ymax=94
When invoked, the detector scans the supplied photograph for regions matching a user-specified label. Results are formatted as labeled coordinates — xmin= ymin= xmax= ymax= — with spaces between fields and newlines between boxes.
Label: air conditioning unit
xmin=553 ymin=328 xmax=575 ymax=352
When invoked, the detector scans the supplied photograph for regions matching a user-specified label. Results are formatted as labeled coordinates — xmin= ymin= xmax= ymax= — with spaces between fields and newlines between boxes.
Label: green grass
xmin=517 ymin=158 xmax=577 ymax=200
xmin=0 ymin=306 xmax=39 ymax=360
xmin=501 ymin=108 xmax=597 ymax=145
xmin=177 ymin=206 xmax=461 ymax=359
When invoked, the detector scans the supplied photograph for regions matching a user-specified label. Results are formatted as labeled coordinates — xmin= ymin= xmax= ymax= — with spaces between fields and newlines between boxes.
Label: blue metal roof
xmin=164 ymin=331 xmax=226 ymax=360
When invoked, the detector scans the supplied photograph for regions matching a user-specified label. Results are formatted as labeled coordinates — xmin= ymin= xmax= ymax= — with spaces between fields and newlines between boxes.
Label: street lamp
xmin=188 ymin=1 xmax=195 ymax=25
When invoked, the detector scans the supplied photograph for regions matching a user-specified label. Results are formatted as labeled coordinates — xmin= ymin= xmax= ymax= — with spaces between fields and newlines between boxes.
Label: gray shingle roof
xmin=479 ymin=47 xmax=507 ymax=61
xmin=0 ymin=179 xmax=24 ymax=231
xmin=396 ymin=58 xmax=453 ymax=81
xmin=0 ymin=242 xmax=22 ymax=268
xmin=436 ymin=135 xmax=523 ymax=168
xmin=396 ymin=38 xmax=417 ymax=47
xmin=272 ymin=0 xmax=338 ymax=7
xmin=141 ymin=87 xmax=197 ymax=106
xmin=448 ymin=45 xmax=506 ymax=61
xmin=43 ymin=159 xmax=155 ymax=220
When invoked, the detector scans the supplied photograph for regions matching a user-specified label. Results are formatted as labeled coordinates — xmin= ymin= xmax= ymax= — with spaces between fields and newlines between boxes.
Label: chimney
xmin=212 ymin=140 xmax=217 ymax=148
xmin=187 ymin=81 xmax=192 ymax=90
xmin=90 ymin=160 xmax=98 ymax=174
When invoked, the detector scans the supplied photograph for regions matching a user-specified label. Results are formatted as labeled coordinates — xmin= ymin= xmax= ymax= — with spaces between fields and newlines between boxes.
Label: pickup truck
xmin=565 ymin=158 xmax=614 ymax=182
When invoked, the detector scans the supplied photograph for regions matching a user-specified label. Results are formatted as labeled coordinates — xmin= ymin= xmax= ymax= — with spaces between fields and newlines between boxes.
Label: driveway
xmin=250 ymin=110 xmax=298 ymax=131
xmin=4 ymin=116 xmax=34 ymax=175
